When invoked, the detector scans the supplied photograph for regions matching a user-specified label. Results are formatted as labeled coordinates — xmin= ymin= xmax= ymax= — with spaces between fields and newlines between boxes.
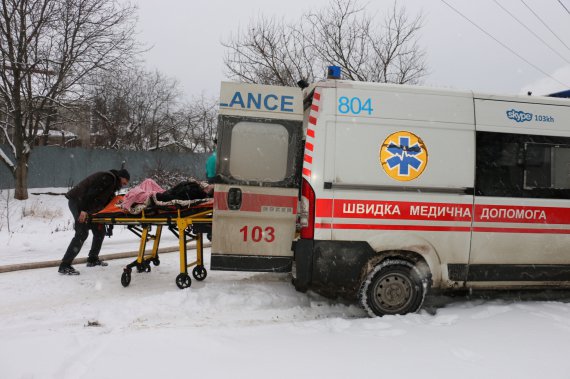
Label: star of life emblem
xmin=379 ymin=131 xmax=428 ymax=181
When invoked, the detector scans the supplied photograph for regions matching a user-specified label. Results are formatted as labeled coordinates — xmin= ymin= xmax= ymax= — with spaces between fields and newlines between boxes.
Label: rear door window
xmin=229 ymin=121 xmax=289 ymax=182
xmin=217 ymin=115 xmax=303 ymax=188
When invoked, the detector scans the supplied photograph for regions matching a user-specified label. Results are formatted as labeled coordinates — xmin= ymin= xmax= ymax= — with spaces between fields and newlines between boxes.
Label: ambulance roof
xmin=305 ymin=79 xmax=570 ymax=107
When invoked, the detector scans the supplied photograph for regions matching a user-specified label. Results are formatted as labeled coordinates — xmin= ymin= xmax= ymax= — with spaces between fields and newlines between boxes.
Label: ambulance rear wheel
xmin=175 ymin=273 xmax=192 ymax=289
xmin=359 ymin=259 xmax=427 ymax=317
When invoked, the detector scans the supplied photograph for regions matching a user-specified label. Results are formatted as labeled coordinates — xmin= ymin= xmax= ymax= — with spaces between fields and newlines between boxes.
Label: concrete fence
xmin=0 ymin=145 xmax=208 ymax=190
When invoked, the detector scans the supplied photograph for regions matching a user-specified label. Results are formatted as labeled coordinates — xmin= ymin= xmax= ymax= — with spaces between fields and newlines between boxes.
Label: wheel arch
xmin=364 ymin=232 xmax=442 ymax=287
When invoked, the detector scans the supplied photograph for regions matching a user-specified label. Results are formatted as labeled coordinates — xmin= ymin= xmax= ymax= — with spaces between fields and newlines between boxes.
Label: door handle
xmin=228 ymin=187 xmax=242 ymax=210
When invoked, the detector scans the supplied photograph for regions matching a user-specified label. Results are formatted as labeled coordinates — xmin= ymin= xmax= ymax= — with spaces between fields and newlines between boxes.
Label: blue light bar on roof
xmin=327 ymin=66 xmax=342 ymax=80
xmin=547 ymin=90 xmax=570 ymax=98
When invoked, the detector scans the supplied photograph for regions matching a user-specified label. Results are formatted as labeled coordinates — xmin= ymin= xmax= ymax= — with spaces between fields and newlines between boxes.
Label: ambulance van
xmin=212 ymin=73 xmax=570 ymax=316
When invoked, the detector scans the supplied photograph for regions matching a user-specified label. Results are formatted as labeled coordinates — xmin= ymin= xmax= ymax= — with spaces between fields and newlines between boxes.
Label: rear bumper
xmin=211 ymin=254 xmax=292 ymax=272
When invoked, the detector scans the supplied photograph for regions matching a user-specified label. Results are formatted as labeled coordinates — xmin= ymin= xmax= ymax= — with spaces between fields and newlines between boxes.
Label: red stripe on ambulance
xmin=316 ymin=199 xmax=471 ymax=221
xmin=215 ymin=192 xmax=297 ymax=213
xmin=315 ymin=198 xmax=570 ymax=225
xmin=473 ymin=227 xmax=570 ymax=234
xmin=474 ymin=204 xmax=570 ymax=224
xmin=316 ymin=223 xmax=471 ymax=232
xmin=313 ymin=198 xmax=570 ymax=234
xmin=303 ymin=89 xmax=320 ymax=181
xmin=315 ymin=223 xmax=570 ymax=234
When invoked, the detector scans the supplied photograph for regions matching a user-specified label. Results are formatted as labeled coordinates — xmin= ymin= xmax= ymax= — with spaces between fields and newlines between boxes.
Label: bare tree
xmin=0 ymin=0 xmax=139 ymax=199
xmin=90 ymin=67 xmax=181 ymax=150
xmin=223 ymin=0 xmax=427 ymax=86
xmin=89 ymin=66 xmax=219 ymax=154
xmin=172 ymin=95 xmax=218 ymax=153
xmin=223 ymin=16 xmax=315 ymax=86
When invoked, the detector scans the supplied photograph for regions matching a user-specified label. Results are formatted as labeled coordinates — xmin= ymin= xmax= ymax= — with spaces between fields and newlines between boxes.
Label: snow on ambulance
xmin=212 ymin=69 xmax=570 ymax=316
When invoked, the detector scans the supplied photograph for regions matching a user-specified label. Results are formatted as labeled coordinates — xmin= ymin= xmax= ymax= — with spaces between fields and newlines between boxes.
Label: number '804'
xmin=338 ymin=96 xmax=374 ymax=115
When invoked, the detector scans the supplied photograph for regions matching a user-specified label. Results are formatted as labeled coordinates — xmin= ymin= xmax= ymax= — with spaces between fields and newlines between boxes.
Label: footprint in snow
xmin=451 ymin=347 xmax=483 ymax=362
xmin=471 ymin=305 xmax=511 ymax=319
xmin=431 ymin=314 xmax=459 ymax=326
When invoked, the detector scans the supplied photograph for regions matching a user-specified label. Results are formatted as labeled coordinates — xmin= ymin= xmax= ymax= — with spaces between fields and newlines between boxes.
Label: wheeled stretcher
xmin=89 ymin=195 xmax=213 ymax=289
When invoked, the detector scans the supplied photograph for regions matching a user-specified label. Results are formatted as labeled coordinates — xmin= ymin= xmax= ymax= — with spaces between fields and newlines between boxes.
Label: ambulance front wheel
xmin=359 ymin=259 xmax=428 ymax=317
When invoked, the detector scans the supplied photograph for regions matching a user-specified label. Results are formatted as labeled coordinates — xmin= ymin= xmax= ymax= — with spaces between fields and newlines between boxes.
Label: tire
xmin=121 ymin=271 xmax=131 ymax=287
xmin=192 ymin=265 xmax=207 ymax=281
xmin=359 ymin=259 xmax=429 ymax=317
xmin=175 ymin=273 xmax=192 ymax=289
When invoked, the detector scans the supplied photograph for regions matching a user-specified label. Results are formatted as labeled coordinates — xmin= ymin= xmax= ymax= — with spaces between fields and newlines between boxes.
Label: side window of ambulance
xmin=476 ymin=133 xmax=523 ymax=197
xmin=229 ymin=121 xmax=289 ymax=182
xmin=476 ymin=131 xmax=570 ymax=199
xmin=524 ymin=143 xmax=570 ymax=190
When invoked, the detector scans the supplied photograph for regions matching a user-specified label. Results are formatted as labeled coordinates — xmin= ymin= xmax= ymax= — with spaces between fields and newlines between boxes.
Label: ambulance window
xmin=476 ymin=133 xmax=523 ymax=197
xmin=476 ymin=131 xmax=570 ymax=199
xmin=229 ymin=121 xmax=289 ymax=182
xmin=524 ymin=143 xmax=570 ymax=190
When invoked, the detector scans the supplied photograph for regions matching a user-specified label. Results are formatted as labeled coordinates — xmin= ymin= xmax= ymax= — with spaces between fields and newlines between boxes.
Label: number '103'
xmin=239 ymin=225 xmax=275 ymax=242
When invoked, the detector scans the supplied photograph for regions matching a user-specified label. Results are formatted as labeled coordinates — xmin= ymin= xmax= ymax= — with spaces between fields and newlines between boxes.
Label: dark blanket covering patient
xmin=155 ymin=180 xmax=208 ymax=202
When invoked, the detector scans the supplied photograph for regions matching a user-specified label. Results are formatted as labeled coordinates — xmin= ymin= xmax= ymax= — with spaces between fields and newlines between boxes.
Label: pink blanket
xmin=120 ymin=179 xmax=165 ymax=211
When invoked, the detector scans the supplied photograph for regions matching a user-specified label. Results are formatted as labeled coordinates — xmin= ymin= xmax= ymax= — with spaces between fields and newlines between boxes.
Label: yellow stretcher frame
xmin=90 ymin=207 xmax=212 ymax=289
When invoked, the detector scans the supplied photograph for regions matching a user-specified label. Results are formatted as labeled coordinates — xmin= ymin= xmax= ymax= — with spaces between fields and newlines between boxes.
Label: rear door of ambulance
xmin=211 ymin=82 xmax=304 ymax=272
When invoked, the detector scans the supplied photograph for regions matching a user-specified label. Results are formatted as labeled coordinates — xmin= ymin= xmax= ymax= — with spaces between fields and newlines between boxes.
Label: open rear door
xmin=211 ymin=82 xmax=304 ymax=272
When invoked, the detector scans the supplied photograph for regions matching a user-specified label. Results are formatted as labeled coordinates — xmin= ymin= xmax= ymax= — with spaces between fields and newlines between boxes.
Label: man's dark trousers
xmin=61 ymin=199 xmax=105 ymax=265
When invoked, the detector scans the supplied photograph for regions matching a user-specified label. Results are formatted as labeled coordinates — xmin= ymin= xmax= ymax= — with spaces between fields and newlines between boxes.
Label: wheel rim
xmin=372 ymin=271 xmax=414 ymax=314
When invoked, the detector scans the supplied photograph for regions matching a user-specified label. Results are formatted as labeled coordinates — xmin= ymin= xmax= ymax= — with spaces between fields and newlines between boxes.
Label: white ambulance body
xmin=212 ymin=77 xmax=570 ymax=316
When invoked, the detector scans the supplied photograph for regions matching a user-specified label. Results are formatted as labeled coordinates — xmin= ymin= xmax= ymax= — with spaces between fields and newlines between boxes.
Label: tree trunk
xmin=14 ymin=155 xmax=29 ymax=200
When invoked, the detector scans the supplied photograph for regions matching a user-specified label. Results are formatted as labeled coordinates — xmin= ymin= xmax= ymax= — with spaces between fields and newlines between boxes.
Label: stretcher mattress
xmin=91 ymin=195 xmax=213 ymax=220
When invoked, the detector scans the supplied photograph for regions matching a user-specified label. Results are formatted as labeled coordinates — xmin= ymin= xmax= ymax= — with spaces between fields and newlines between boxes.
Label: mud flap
xmin=292 ymin=239 xmax=314 ymax=292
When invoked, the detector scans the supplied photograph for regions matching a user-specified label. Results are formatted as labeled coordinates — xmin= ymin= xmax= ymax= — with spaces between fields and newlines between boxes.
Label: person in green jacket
xmin=206 ymin=138 xmax=217 ymax=184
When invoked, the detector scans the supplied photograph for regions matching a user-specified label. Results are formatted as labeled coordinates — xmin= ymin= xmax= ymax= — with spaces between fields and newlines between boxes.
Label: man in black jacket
xmin=58 ymin=169 xmax=130 ymax=275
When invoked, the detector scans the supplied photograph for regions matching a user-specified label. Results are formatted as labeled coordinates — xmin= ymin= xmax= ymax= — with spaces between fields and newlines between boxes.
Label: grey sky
xmin=130 ymin=0 xmax=570 ymax=99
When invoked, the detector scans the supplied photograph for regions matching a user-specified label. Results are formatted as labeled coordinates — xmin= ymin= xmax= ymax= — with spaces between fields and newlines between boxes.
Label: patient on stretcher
xmin=119 ymin=178 xmax=212 ymax=214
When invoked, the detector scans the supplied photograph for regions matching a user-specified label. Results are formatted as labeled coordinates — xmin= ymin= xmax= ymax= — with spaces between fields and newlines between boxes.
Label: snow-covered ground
xmin=2 ymin=189 xmax=570 ymax=379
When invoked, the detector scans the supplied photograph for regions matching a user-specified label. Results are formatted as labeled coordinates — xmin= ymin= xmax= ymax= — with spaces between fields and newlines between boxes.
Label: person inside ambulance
xmin=206 ymin=138 xmax=217 ymax=184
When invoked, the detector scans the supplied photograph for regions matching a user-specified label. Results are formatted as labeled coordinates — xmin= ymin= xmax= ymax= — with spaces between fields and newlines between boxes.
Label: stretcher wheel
xmin=152 ymin=258 xmax=160 ymax=266
xmin=192 ymin=266 xmax=207 ymax=281
xmin=137 ymin=262 xmax=151 ymax=273
xmin=175 ymin=273 xmax=192 ymax=289
xmin=121 ymin=268 xmax=132 ymax=287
